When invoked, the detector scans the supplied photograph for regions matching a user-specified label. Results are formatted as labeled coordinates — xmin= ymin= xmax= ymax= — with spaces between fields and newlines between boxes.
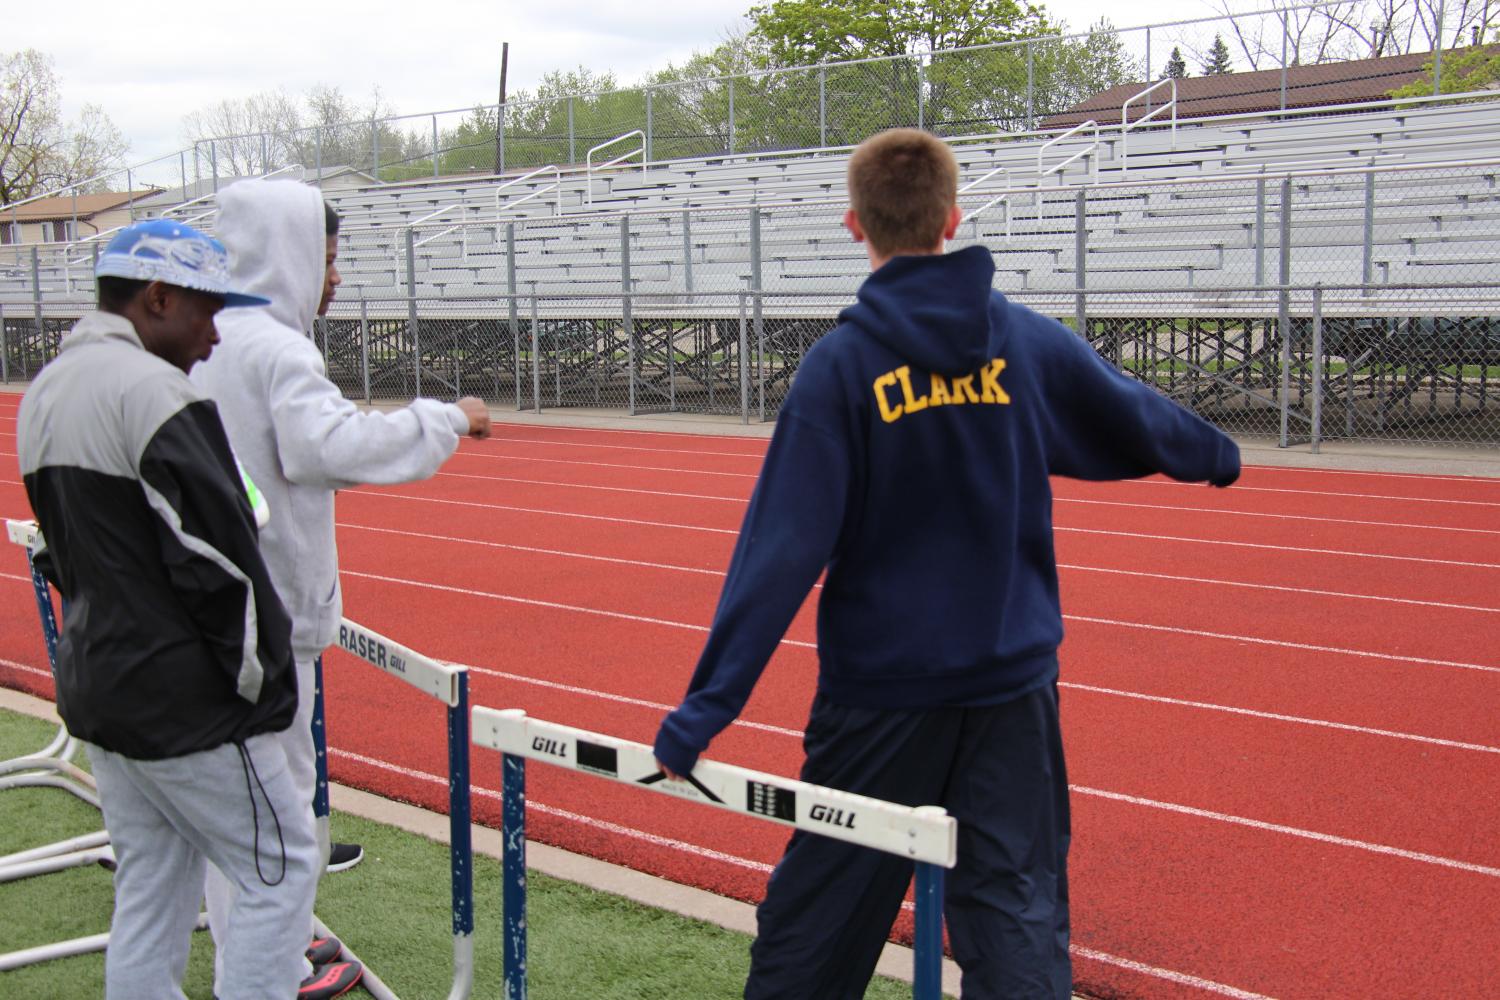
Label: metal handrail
xmin=959 ymin=166 xmax=1011 ymax=240
xmin=1038 ymin=120 xmax=1099 ymax=186
xmin=1121 ymin=79 xmax=1177 ymax=176
xmin=494 ymin=165 xmax=563 ymax=219
xmin=586 ymin=131 xmax=646 ymax=206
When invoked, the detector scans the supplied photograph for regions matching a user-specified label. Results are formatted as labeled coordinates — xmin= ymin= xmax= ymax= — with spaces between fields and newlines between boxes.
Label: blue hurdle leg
xmin=913 ymin=862 xmax=945 ymax=1000
xmin=25 ymin=552 xmax=61 ymax=670
xmin=502 ymin=753 xmax=527 ymax=1000
xmin=447 ymin=675 xmax=474 ymax=1000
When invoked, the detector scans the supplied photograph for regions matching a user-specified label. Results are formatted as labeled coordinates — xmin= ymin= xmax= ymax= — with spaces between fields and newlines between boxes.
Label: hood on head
xmin=838 ymin=245 xmax=999 ymax=375
xmin=214 ymin=179 xmax=326 ymax=334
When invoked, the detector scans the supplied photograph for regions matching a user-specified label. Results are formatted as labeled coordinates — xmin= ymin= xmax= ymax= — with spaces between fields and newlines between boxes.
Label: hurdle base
xmin=313 ymin=915 xmax=401 ymax=1000
xmin=0 ymin=912 xmax=209 ymax=973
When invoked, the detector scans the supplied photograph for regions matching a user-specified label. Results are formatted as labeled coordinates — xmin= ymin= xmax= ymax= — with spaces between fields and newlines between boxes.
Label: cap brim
xmin=221 ymin=291 xmax=272 ymax=308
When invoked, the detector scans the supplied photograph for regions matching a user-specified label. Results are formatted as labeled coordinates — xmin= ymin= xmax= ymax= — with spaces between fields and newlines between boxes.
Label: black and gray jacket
xmin=17 ymin=311 xmax=297 ymax=760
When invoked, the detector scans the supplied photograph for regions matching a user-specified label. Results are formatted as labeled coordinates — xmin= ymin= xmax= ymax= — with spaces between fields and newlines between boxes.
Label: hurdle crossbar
xmin=471 ymin=707 xmax=958 ymax=1000
xmin=320 ymin=618 xmax=475 ymax=1000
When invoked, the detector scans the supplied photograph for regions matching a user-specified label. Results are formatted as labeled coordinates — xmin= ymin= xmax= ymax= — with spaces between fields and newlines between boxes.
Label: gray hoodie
xmin=191 ymin=178 xmax=468 ymax=660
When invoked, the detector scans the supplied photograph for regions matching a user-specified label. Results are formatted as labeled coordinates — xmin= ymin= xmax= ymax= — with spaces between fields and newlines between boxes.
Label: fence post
xmin=0 ymin=302 xmax=8 ymax=383
xmin=507 ymin=222 xmax=522 ymax=410
xmin=315 ymin=127 xmax=323 ymax=187
xmin=728 ymin=77 xmax=737 ymax=154
xmin=499 ymin=103 xmax=507 ymax=174
xmin=1026 ymin=41 xmax=1035 ymax=130
xmin=433 ymin=115 xmax=441 ymax=179
xmin=359 ymin=294 xmax=371 ymax=404
xmin=179 ymin=151 xmax=188 ymax=204
xmin=1433 ymin=0 xmax=1445 ymax=95
xmin=738 ymin=292 xmax=749 ymax=425
xmin=623 ymin=217 xmax=636 ymax=415
xmin=1310 ymin=284 xmax=1323 ymax=453
xmin=1280 ymin=14 xmax=1289 ymax=112
xmin=371 ymin=115 xmax=380 ymax=181
xmin=1277 ymin=177 xmax=1292 ymax=448
xmin=645 ymin=88 xmax=654 ymax=163
xmin=1254 ymin=177 xmax=1267 ymax=286
xmin=750 ymin=207 xmax=764 ymax=421
xmin=211 ymin=142 xmax=219 ymax=194
xmin=1145 ymin=28 xmax=1153 ymax=111
xmin=567 ymin=98 xmax=576 ymax=165
xmin=29 ymin=246 xmax=45 ymax=378
xmin=261 ymin=132 xmax=270 ymax=174
xmin=529 ymin=293 xmax=541 ymax=414
xmin=1362 ymin=172 xmax=1375 ymax=294
xmin=682 ymin=209 xmax=694 ymax=294
xmin=819 ymin=64 xmax=827 ymax=147
xmin=917 ymin=57 xmax=926 ymax=130
xmin=1074 ymin=189 xmax=1087 ymax=340
xmin=405 ymin=227 xmax=420 ymax=397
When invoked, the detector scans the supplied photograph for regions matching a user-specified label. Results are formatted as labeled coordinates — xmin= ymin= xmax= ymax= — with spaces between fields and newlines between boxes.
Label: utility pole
xmin=493 ymin=42 xmax=510 ymax=176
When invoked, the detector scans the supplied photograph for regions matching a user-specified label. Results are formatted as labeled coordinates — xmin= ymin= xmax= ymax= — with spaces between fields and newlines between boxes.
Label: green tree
xmin=1164 ymin=46 xmax=1188 ymax=79
xmin=1201 ymin=34 xmax=1233 ymax=76
xmin=750 ymin=0 xmax=1052 ymax=64
xmin=2 ymin=49 xmax=128 ymax=204
xmin=1388 ymin=44 xmax=1500 ymax=99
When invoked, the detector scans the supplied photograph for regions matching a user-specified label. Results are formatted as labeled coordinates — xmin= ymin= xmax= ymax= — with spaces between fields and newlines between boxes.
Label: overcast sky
xmin=14 ymin=0 xmax=1214 ymax=176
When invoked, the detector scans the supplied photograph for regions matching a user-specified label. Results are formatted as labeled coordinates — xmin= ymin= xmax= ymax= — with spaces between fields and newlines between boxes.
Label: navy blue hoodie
xmin=654 ymin=245 xmax=1239 ymax=775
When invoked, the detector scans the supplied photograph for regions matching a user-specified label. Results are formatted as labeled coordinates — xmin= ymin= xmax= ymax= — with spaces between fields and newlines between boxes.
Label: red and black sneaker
xmin=298 ymin=960 xmax=363 ymax=1000
xmin=305 ymin=935 xmax=343 ymax=966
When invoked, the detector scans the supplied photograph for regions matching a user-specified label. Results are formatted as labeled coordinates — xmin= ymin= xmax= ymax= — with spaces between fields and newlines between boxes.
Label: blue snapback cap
xmin=94 ymin=219 xmax=269 ymax=308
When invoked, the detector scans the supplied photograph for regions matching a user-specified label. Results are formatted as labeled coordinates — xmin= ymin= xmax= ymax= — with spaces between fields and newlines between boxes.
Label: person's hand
xmin=456 ymin=397 xmax=492 ymax=439
xmin=656 ymin=758 xmax=684 ymax=781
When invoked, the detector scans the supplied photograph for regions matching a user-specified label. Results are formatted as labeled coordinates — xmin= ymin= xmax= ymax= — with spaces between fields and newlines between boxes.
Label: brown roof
xmin=4 ymin=190 xmax=160 ymax=222
xmin=1041 ymin=48 xmax=1480 ymax=129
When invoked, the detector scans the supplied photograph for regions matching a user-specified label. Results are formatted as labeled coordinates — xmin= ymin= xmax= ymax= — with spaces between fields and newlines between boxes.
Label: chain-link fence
xmin=9 ymin=284 xmax=1494 ymax=448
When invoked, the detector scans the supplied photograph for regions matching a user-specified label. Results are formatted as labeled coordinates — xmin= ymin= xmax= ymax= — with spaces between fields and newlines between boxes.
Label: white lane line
xmin=341 ymin=569 xmax=817 ymax=650
xmin=0 ymin=656 xmax=47 ymax=679
xmin=1131 ymin=478 xmax=1500 ymax=508
xmin=1059 ymin=564 xmax=1500 ymax=614
xmin=1066 ymin=614 xmax=1500 ymax=675
xmin=350 ymin=487 xmax=1496 ymax=566
xmin=1062 ymin=682 xmax=1500 ymax=755
xmin=485 ymin=421 xmax=771 ymax=447
xmin=349 ymin=489 xmax=739 ymax=535
xmin=1073 ymin=785 xmax=1500 ymax=879
xmin=329 ymin=747 xmax=1281 ymax=1000
xmin=341 ymin=565 xmax=1495 ymax=674
xmin=485 ymin=434 xmax=767 ymax=460
xmin=1058 ymin=526 xmax=1500 ymax=570
xmin=338 ymin=522 xmax=727 ymax=576
xmin=456 ymin=450 xmax=759 ymax=479
xmin=435 ymin=471 xmax=746 ymax=503
xmin=1060 ymin=496 xmax=1500 ymax=537
xmin=1070 ymin=947 xmax=1276 ymax=1000
xmin=339 ymin=519 xmax=1494 ymax=614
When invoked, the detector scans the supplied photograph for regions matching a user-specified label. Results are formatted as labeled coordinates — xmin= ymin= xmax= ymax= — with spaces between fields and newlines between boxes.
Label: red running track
xmin=1 ymin=396 xmax=1497 ymax=999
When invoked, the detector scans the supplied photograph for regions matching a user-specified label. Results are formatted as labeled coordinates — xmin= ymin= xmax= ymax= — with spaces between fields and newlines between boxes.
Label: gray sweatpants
xmin=88 ymin=732 xmax=319 ymax=1000
xmin=206 ymin=655 xmax=322 ymax=987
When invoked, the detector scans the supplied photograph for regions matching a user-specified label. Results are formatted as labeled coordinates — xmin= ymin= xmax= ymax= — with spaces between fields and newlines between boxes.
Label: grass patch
xmin=0 ymin=707 xmax=921 ymax=998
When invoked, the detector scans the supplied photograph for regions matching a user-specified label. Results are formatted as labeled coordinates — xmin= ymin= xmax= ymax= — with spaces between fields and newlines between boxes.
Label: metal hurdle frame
xmin=317 ymin=619 xmax=476 ymax=1000
xmin=0 ymin=519 xmax=123 ymax=972
xmin=471 ymin=707 xmax=959 ymax=1000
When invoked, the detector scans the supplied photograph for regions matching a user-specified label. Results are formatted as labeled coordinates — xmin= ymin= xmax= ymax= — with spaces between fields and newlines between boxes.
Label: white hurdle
xmin=471 ymin=706 xmax=958 ymax=1000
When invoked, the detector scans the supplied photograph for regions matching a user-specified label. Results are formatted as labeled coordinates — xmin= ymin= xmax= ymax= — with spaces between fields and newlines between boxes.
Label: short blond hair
xmin=846 ymin=129 xmax=958 ymax=257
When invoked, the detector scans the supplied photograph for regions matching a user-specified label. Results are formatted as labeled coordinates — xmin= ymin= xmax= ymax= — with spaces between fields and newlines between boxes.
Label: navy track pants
xmin=745 ymin=683 xmax=1071 ymax=1000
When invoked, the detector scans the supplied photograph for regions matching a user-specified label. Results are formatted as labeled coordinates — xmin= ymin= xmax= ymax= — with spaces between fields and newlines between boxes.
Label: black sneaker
xmin=298 ymin=959 xmax=362 ymax=999
xmin=306 ymin=935 xmax=342 ymax=966
xmin=326 ymin=842 xmax=363 ymax=873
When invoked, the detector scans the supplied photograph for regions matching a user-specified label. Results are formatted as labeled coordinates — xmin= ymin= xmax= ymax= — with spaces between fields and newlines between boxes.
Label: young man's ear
xmin=844 ymin=208 xmax=866 ymax=244
xmin=943 ymin=203 xmax=961 ymax=242
xmin=142 ymin=281 xmax=174 ymax=317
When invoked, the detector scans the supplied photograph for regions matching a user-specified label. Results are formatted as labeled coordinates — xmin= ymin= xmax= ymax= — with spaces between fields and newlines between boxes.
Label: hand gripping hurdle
xmin=318 ymin=619 xmax=476 ymax=1000
xmin=471 ymin=707 xmax=959 ymax=1000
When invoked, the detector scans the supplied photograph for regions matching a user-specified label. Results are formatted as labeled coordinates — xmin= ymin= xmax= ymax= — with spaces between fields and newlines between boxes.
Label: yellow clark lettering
xmin=980 ymin=359 xmax=1011 ymax=404
xmin=895 ymin=366 xmax=930 ymax=413
xmin=948 ymin=373 xmax=981 ymax=404
xmin=873 ymin=371 xmax=904 ymax=423
xmin=928 ymin=373 xmax=953 ymax=407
